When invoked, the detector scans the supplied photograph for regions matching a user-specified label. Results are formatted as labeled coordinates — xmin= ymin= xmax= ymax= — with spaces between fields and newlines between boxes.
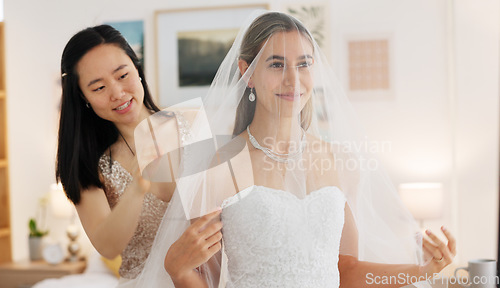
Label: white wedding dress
xmin=220 ymin=185 xmax=346 ymax=288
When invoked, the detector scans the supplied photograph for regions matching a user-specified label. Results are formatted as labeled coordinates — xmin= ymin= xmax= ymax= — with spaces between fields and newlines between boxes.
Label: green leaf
xmin=29 ymin=218 xmax=36 ymax=233
xmin=28 ymin=218 xmax=48 ymax=237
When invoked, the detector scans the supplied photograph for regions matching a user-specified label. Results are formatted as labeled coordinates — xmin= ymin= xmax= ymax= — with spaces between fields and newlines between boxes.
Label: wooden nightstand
xmin=0 ymin=260 xmax=86 ymax=288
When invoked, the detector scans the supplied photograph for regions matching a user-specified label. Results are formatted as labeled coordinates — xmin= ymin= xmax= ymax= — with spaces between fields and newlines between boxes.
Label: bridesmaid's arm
xmin=75 ymin=177 xmax=149 ymax=259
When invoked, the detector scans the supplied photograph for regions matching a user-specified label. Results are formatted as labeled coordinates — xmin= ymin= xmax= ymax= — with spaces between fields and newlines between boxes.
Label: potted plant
xmin=28 ymin=218 xmax=48 ymax=261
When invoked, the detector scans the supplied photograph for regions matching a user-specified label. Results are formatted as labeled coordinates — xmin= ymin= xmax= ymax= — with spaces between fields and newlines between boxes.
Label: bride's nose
xmin=283 ymin=66 xmax=299 ymax=87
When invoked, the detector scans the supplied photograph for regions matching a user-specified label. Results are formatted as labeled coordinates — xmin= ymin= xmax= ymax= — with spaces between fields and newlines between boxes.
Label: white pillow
xmin=84 ymin=246 xmax=115 ymax=276
xmin=32 ymin=247 xmax=118 ymax=288
xmin=33 ymin=273 xmax=119 ymax=288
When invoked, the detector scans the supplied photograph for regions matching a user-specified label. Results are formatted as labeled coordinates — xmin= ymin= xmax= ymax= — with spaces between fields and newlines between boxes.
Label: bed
xmin=32 ymin=248 xmax=119 ymax=288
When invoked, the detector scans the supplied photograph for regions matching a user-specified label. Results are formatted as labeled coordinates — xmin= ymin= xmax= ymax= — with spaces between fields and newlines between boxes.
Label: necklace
xmin=246 ymin=126 xmax=305 ymax=163
xmin=118 ymin=132 xmax=135 ymax=156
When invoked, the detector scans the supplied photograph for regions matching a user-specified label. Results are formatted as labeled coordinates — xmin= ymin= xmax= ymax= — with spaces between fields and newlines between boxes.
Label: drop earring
xmin=248 ymin=87 xmax=256 ymax=102
xmin=86 ymin=102 xmax=90 ymax=108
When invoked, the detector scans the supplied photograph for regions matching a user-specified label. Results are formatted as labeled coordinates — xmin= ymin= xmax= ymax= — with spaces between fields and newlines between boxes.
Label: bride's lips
xmin=113 ymin=99 xmax=133 ymax=114
xmin=276 ymin=93 xmax=302 ymax=101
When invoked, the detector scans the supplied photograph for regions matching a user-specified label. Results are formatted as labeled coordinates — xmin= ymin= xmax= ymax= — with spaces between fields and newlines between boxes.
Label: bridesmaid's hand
xmin=128 ymin=160 xmax=151 ymax=197
xmin=164 ymin=209 xmax=223 ymax=283
xmin=421 ymin=226 xmax=457 ymax=275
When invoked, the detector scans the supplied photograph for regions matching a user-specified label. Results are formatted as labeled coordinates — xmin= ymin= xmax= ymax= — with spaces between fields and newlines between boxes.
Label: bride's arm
xmin=339 ymin=255 xmax=421 ymax=288
xmin=164 ymin=209 xmax=223 ymax=288
xmin=339 ymin=227 xmax=456 ymax=288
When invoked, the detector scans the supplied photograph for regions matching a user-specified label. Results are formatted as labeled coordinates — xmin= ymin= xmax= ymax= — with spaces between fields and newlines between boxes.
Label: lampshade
xmin=398 ymin=182 xmax=443 ymax=220
xmin=49 ymin=183 xmax=75 ymax=218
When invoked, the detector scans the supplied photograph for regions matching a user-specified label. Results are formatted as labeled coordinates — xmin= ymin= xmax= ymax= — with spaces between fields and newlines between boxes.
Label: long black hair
xmin=56 ymin=25 xmax=160 ymax=204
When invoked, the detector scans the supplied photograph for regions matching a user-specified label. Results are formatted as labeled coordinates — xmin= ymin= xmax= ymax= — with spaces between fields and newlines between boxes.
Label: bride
xmin=134 ymin=11 xmax=455 ymax=288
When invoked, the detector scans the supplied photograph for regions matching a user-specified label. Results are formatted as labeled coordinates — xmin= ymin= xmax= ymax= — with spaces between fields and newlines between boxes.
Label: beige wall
xmin=454 ymin=0 xmax=499 ymax=262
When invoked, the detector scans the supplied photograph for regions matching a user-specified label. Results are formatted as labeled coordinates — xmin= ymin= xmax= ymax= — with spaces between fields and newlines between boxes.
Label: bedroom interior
xmin=0 ymin=0 xmax=497 ymax=287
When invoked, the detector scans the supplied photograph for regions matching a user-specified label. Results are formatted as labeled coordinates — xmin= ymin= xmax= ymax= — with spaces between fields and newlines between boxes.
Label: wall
xmin=330 ymin=0 xmax=453 ymax=236
xmin=332 ymin=0 xmax=452 ymax=184
xmin=454 ymin=0 xmax=499 ymax=262
xmin=330 ymin=0 xmax=500 ymax=266
xmin=3 ymin=0 xmax=498 ymax=266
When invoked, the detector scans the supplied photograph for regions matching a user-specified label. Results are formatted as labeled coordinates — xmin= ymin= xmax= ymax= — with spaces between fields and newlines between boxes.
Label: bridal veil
xmin=132 ymin=10 xmax=430 ymax=288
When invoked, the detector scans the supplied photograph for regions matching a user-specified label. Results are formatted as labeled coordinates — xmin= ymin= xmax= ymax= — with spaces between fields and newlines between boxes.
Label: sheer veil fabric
xmin=132 ymin=10 xmax=432 ymax=288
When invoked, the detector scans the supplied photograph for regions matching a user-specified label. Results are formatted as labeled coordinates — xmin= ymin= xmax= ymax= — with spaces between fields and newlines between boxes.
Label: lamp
xmin=399 ymin=182 xmax=444 ymax=228
xmin=49 ymin=183 xmax=73 ymax=218
xmin=49 ymin=183 xmax=81 ymax=262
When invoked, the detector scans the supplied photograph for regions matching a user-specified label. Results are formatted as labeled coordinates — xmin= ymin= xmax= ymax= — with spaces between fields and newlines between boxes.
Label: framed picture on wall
xmin=105 ymin=20 xmax=144 ymax=67
xmin=280 ymin=1 xmax=332 ymax=60
xmin=155 ymin=4 xmax=269 ymax=108
xmin=343 ymin=34 xmax=394 ymax=101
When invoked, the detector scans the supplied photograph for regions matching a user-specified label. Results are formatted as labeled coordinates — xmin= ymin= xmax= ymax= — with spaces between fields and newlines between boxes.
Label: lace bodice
xmin=221 ymin=185 xmax=346 ymax=288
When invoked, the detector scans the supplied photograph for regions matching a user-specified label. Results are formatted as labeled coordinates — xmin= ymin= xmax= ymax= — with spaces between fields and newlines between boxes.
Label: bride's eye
xmin=119 ymin=72 xmax=129 ymax=80
xmin=269 ymin=62 xmax=285 ymax=69
xmin=297 ymin=61 xmax=313 ymax=68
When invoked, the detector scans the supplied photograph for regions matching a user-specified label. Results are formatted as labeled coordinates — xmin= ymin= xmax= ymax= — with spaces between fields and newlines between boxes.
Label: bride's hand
xmin=421 ymin=226 xmax=457 ymax=275
xmin=164 ymin=209 xmax=223 ymax=282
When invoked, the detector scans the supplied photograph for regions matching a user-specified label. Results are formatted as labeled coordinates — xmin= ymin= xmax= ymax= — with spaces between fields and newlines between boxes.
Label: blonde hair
xmin=233 ymin=12 xmax=314 ymax=136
